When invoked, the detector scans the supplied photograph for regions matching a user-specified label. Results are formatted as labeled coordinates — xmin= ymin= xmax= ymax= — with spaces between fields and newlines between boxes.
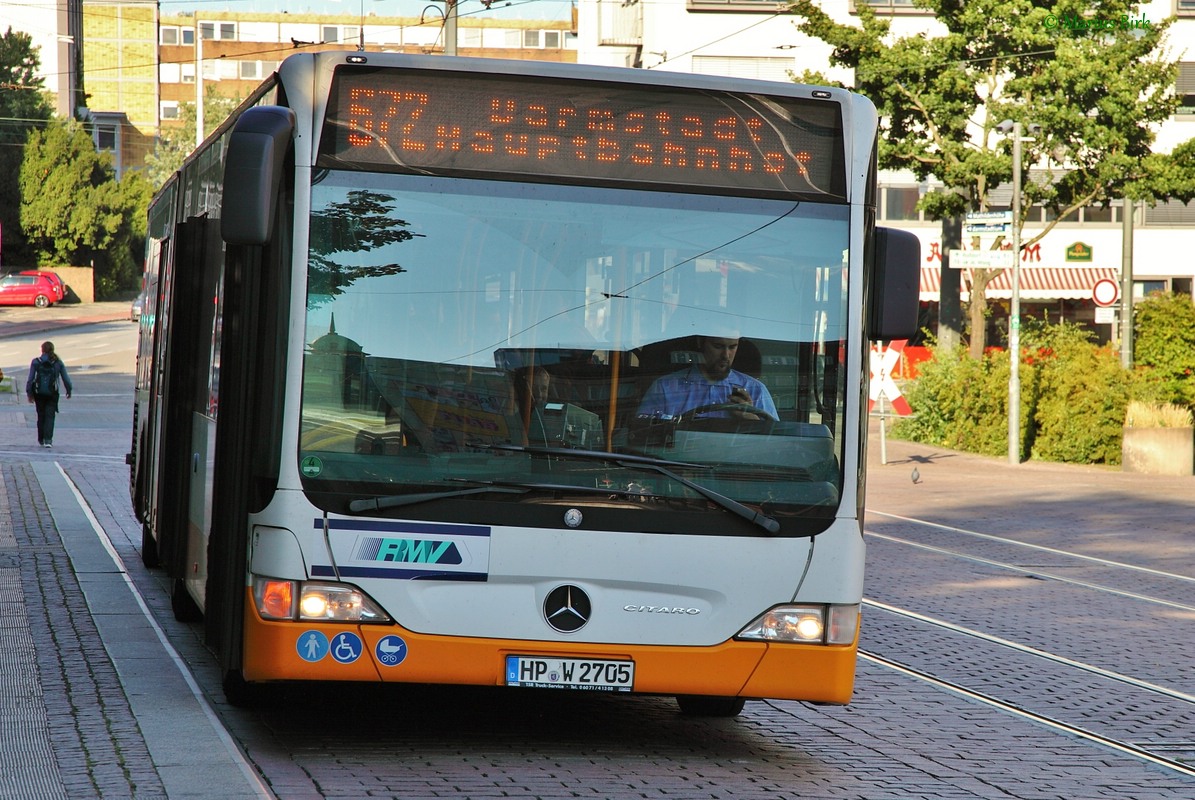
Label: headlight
xmin=737 ymin=603 xmax=859 ymax=645
xmin=253 ymin=577 xmax=391 ymax=623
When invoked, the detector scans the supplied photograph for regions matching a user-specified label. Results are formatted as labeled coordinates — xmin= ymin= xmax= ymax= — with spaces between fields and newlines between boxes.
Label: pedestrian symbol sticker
xmin=300 ymin=456 xmax=323 ymax=477
xmin=298 ymin=630 xmax=329 ymax=662
xmin=330 ymin=632 xmax=363 ymax=664
xmin=375 ymin=635 xmax=408 ymax=667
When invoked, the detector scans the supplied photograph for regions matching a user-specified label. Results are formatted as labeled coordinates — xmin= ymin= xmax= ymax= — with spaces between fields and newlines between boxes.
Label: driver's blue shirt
xmin=637 ymin=366 xmax=777 ymax=420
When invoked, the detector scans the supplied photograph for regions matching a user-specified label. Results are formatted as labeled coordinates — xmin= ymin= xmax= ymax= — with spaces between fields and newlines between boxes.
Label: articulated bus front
xmin=225 ymin=53 xmax=916 ymax=714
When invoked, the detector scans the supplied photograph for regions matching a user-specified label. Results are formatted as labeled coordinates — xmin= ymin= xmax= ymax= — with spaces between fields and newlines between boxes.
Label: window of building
xmin=544 ymin=30 xmax=561 ymax=48
xmin=95 ymin=125 xmax=117 ymax=151
xmin=181 ymin=63 xmax=195 ymax=84
xmin=848 ymin=0 xmax=930 ymax=13
xmin=523 ymin=29 xmax=541 ymax=47
xmin=883 ymin=187 xmax=921 ymax=221
xmin=1178 ymin=63 xmax=1195 ymax=114
xmin=183 ymin=28 xmax=194 ymax=45
xmin=687 ymin=0 xmax=787 ymax=12
xmin=160 ymin=63 xmax=181 ymax=83
xmin=1044 ymin=206 xmax=1079 ymax=222
xmin=1081 ymin=204 xmax=1115 ymax=223
xmin=321 ymin=25 xmax=360 ymax=45
xmin=161 ymin=102 xmax=180 ymax=120
xmin=161 ymin=26 xmax=179 ymax=45
xmin=1143 ymin=198 xmax=1195 ymax=225
xmin=200 ymin=21 xmax=236 ymax=41
xmin=691 ymin=55 xmax=794 ymax=82
xmin=240 ymin=61 xmax=265 ymax=80
xmin=1179 ymin=0 xmax=1195 ymax=16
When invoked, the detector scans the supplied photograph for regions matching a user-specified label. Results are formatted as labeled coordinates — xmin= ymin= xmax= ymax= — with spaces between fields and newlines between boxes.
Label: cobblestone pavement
xmin=0 ymin=313 xmax=267 ymax=799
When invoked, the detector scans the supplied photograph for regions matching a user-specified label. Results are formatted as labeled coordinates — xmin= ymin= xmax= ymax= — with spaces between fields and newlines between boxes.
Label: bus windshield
xmin=298 ymin=170 xmax=851 ymax=530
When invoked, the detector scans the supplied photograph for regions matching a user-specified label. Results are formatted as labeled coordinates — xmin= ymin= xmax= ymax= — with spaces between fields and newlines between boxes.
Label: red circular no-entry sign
xmin=1092 ymin=278 xmax=1120 ymax=307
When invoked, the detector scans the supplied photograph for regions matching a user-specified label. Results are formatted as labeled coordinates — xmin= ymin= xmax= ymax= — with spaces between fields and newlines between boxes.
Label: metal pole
xmin=196 ymin=27 xmax=204 ymax=148
xmin=1120 ymin=200 xmax=1134 ymax=368
xmin=1008 ymin=122 xmax=1022 ymax=465
xmin=444 ymin=0 xmax=458 ymax=56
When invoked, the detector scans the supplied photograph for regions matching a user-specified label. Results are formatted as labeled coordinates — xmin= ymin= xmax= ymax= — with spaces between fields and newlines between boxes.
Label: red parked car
xmin=0 ymin=272 xmax=62 ymax=307
xmin=20 ymin=270 xmax=66 ymax=302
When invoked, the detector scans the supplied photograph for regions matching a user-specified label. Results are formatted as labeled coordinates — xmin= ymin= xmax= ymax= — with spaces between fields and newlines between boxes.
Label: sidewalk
xmin=0 ymin=307 xmax=270 ymax=799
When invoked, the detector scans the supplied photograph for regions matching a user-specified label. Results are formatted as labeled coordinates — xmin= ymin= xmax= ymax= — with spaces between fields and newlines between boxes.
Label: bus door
xmin=154 ymin=218 xmax=222 ymax=594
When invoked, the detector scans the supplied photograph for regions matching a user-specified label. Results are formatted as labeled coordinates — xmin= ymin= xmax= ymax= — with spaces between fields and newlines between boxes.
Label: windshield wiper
xmin=348 ymin=484 xmax=528 ymax=513
xmin=486 ymin=444 xmax=781 ymax=534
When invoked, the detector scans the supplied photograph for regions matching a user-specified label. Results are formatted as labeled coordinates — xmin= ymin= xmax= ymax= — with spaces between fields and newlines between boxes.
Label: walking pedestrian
xmin=25 ymin=341 xmax=72 ymax=448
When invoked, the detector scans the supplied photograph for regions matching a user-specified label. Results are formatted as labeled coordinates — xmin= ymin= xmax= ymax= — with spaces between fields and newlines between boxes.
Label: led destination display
xmin=319 ymin=67 xmax=846 ymax=199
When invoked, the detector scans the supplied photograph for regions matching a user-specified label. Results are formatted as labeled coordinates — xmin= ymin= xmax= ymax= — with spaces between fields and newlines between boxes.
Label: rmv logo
xmin=358 ymin=537 xmax=463 ymax=565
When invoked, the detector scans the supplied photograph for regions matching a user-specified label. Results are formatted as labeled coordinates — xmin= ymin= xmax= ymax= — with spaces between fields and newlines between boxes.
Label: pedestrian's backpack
xmin=35 ymin=359 xmax=57 ymax=396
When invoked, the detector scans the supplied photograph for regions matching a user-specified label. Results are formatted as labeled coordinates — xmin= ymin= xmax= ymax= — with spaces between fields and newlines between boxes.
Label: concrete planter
xmin=1121 ymin=427 xmax=1195 ymax=476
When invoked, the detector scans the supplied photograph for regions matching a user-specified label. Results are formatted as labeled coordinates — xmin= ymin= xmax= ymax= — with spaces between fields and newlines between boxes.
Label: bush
xmin=894 ymin=319 xmax=1130 ymax=464
xmin=893 ymin=344 xmax=1025 ymax=458
xmin=1026 ymin=322 xmax=1129 ymax=464
xmin=1133 ymin=292 xmax=1195 ymax=408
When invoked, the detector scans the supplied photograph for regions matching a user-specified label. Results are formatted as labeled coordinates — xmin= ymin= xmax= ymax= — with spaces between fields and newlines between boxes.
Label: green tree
xmin=145 ymin=88 xmax=244 ymax=189
xmin=0 ymin=26 xmax=54 ymax=268
xmin=787 ymin=0 xmax=1195 ymax=356
xmin=18 ymin=118 xmax=151 ymax=297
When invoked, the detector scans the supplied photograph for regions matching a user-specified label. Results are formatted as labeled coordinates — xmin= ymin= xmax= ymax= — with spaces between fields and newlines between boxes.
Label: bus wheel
xmin=140 ymin=523 xmax=159 ymax=568
xmin=222 ymin=669 xmax=274 ymax=708
xmin=171 ymin=578 xmax=203 ymax=622
xmin=676 ymin=695 xmax=746 ymax=717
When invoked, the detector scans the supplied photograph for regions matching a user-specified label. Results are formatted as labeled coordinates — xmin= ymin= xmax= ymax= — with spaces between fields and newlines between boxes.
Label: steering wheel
xmin=676 ymin=402 xmax=775 ymax=434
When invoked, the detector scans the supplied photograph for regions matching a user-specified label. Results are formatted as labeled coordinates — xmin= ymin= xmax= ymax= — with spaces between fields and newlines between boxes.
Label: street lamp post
xmin=1008 ymin=121 xmax=1022 ymax=465
xmin=997 ymin=120 xmax=1037 ymax=465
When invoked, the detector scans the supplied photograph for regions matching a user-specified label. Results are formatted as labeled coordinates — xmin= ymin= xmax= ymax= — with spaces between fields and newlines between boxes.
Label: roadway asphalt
xmin=0 ymin=302 xmax=1190 ymax=798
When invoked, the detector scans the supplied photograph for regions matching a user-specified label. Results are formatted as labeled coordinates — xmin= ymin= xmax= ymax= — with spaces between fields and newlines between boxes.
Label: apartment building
xmin=69 ymin=5 xmax=577 ymax=172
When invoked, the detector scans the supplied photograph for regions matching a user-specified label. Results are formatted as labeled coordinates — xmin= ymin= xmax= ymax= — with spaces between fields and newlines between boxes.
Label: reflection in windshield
xmin=299 ymin=172 xmax=851 ymax=526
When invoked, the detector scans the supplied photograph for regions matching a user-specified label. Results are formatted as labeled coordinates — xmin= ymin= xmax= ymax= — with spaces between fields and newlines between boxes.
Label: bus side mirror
xmin=870 ymin=227 xmax=921 ymax=341
xmin=221 ymin=106 xmax=296 ymax=246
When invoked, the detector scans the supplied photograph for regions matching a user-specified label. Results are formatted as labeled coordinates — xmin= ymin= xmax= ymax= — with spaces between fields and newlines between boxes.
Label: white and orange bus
xmin=130 ymin=52 xmax=918 ymax=714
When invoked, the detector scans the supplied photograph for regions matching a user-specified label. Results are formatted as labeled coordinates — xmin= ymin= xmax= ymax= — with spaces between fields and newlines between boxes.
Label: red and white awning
xmin=920 ymin=267 xmax=1120 ymax=302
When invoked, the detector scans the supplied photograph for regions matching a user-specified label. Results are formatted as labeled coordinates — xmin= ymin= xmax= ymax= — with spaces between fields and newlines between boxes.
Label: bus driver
xmin=637 ymin=336 xmax=777 ymax=422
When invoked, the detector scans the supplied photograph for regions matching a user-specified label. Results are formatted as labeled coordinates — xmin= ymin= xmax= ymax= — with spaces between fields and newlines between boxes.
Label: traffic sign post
xmin=1092 ymin=278 xmax=1119 ymax=307
xmin=870 ymin=340 xmax=913 ymax=466
xmin=947 ymin=249 xmax=1014 ymax=269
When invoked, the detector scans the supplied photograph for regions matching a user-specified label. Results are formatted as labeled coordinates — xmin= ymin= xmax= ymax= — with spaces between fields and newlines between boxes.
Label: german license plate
xmin=505 ymin=655 xmax=634 ymax=692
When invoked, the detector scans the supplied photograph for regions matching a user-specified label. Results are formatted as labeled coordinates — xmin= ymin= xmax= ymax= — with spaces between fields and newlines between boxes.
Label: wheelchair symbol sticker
xmin=329 ymin=632 xmax=363 ymax=664
xmin=297 ymin=630 xmax=329 ymax=662
xmin=375 ymin=635 xmax=408 ymax=667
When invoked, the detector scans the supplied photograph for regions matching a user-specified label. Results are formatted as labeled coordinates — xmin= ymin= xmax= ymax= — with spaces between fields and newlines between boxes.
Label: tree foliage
xmin=0 ymin=26 xmax=54 ymax=267
xmin=786 ymin=1 xmax=1195 ymax=355
xmin=145 ymin=88 xmax=245 ymax=189
xmin=18 ymin=119 xmax=150 ymax=297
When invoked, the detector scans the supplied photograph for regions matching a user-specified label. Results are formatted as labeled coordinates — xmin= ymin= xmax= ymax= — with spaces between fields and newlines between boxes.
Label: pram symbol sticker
xmin=375 ymin=635 xmax=408 ymax=666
